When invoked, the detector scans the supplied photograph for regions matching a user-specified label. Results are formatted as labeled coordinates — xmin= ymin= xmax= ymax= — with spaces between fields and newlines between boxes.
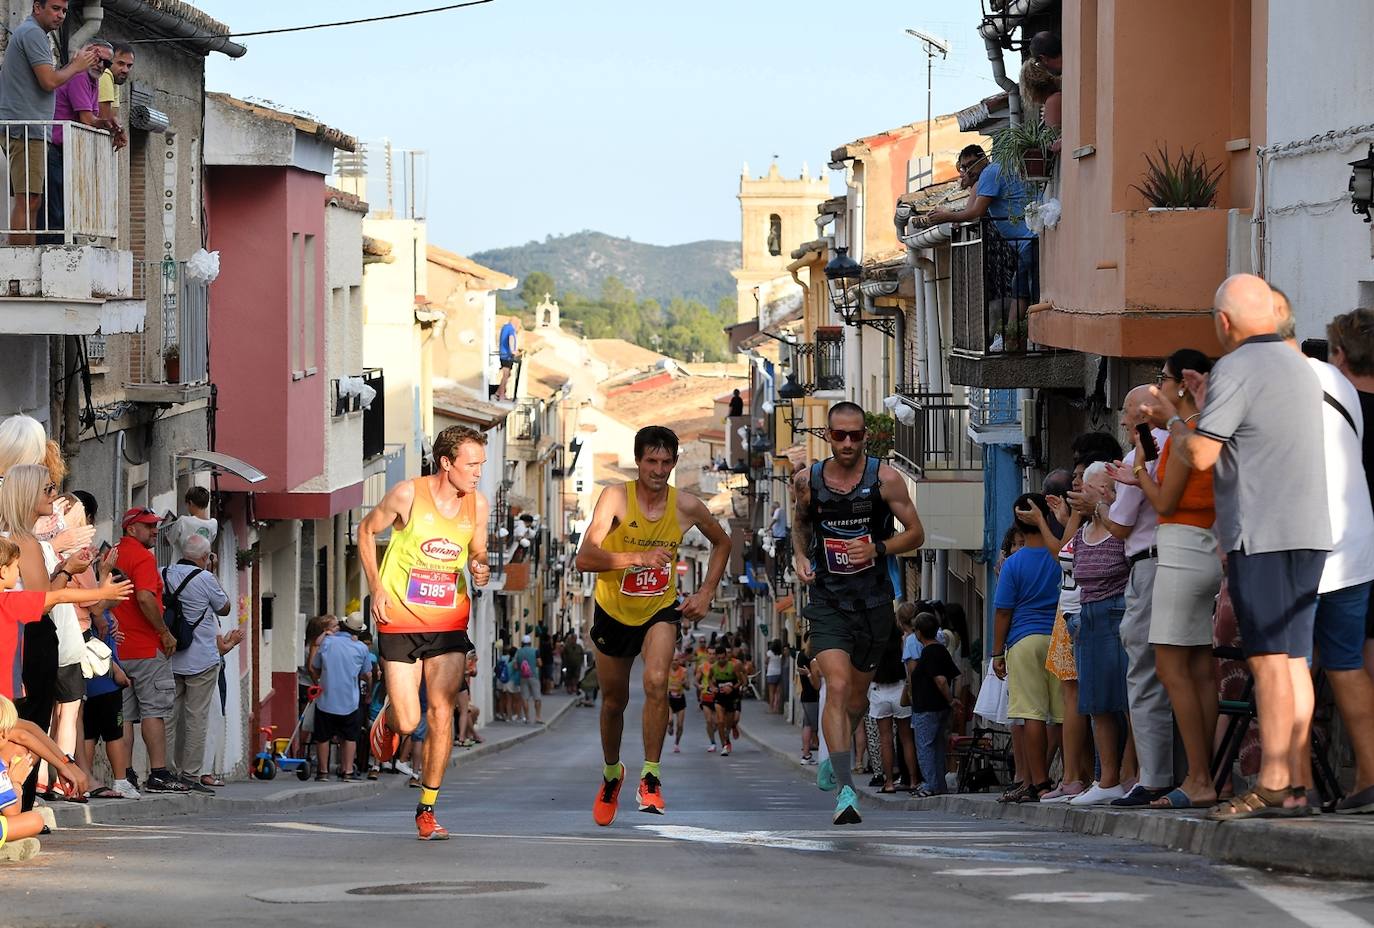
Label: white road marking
xmin=937 ymin=867 xmax=1069 ymax=877
xmin=1010 ymin=892 xmax=1150 ymax=904
xmin=1232 ymin=876 xmax=1374 ymax=928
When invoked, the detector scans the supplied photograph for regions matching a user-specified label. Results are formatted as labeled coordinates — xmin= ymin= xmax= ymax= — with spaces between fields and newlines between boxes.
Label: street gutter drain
xmin=348 ymin=881 xmax=546 ymax=897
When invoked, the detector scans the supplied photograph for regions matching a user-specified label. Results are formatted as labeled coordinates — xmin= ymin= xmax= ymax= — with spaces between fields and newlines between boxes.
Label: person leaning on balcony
xmin=1019 ymin=58 xmax=1062 ymax=150
xmin=1142 ymin=273 xmax=1332 ymax=821
xmin=98 ymin=42 xmax=134 ymax=151
xmin=917 ymin=145 xmax=1035 ymax=352
xmin=0 ymin=0 xmax=98 ymax=244
xmin=47 ymin=41 xmax=123 ymax=240
xmin=1029 ymin=31 xmax=1062 ymax=76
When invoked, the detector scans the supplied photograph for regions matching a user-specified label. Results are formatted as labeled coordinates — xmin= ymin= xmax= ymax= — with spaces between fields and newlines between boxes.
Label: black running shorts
xmin=590 ymin=603 xmax=680 ymax=660
xmin=378 ymin=630 xmax=473 ymax=664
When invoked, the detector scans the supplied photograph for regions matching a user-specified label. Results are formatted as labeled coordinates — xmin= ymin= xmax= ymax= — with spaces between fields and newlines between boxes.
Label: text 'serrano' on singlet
xmin=593 ymin=481 xmax=683 ymax=627
xmin=377 ymin=478 xmax=477 ymax=633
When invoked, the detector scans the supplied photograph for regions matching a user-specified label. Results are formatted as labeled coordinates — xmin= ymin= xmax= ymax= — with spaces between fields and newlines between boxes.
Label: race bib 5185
xmin=406 ymin=568 xmax=460 ymax=608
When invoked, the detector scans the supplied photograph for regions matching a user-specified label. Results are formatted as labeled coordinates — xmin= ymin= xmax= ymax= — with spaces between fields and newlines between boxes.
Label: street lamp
xmin=778 ymin=374 xmax=806 ymax=400
xmin=825 ymin=246 xmax=863 ymax=323
xmin=1351 ymin=144 xmax=1374 ymax=222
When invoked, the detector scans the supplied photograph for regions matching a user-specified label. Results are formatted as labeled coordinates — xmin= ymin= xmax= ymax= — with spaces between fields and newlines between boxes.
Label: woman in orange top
xmin=1113 ymin=348 xmax=1220 ymax=809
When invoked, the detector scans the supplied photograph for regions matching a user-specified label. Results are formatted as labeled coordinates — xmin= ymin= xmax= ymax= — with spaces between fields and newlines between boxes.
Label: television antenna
xmin=905 ymin=28 xmax=950 ymax=158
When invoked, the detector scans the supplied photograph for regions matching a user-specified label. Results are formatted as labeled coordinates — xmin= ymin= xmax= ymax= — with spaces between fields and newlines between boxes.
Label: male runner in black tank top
xmin=793 ymin=402 xmax=925 ymax=825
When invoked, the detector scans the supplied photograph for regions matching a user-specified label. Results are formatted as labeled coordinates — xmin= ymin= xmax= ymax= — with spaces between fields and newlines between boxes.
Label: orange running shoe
xmin=636 ymin=772 xmax=665 ymax=814
xmin=370 ymin=703 xmax=400 ymax=764
xmin=416 ymin=809 xmax=450 ymax=841
xmin=593 ymin=764 xmax=625 ymax=826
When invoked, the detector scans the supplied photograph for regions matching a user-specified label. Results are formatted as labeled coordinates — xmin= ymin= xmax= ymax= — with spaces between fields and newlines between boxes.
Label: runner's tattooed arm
xmin=679 ymin=492 xmax=730 ymax=621
xmin=574 ymin=485 xmax=670 ymax=573
xmin=358 ymin=479 xmax=417 ymax=626
xmin=791 ymin=469 xmax=814 ymax=583
xmin=469 ymin=492 xmax=491 ymax=587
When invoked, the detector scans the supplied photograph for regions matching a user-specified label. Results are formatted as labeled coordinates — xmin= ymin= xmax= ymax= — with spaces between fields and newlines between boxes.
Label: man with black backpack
xmin=165 ymin=534 xmax=237 ymax=792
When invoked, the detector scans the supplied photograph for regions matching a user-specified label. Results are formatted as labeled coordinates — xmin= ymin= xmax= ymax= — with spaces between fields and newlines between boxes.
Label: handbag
xmin=80 ymin=635 xmax=113 ymax=680
xmin=971 ymin=670 xmax=1010 ymax=725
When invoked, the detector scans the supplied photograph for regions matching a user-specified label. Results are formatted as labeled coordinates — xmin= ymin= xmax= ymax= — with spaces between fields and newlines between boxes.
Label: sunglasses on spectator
xmin=828 ymin=428 xmax=866 ymax=443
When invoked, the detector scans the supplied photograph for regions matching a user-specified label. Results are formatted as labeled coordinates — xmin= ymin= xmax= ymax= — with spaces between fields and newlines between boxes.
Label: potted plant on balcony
xmin=864 ymin=412 xmax=895 ymax=459
xmin=990 ymin=120 xmax=1059 ymax=183
xmin=163 ymin=344 xmax=180 ymax=383
xmin=1131 ymin=145 xmax=1223 ymax=210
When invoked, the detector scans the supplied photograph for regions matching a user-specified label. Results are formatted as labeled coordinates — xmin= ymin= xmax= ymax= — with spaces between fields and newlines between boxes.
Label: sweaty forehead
xmin=829 ymin=410 xmax=864 ymax=429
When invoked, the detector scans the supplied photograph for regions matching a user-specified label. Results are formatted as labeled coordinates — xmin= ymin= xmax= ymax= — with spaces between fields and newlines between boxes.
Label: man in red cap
xmin=112 ymin=507 xmax=188 ymax=792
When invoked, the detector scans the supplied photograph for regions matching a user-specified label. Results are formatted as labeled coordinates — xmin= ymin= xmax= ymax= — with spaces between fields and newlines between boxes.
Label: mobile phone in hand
xmin=1135 ymin=422 xmax=1159 ymax=462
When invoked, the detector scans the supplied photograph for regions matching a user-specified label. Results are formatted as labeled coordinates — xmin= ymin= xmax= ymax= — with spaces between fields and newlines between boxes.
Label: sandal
xmin=1206 ymin=785 xmax=1299 ymax=821
xmin=315 ymin=772 xmax=328 ymax=782
xmin=200 ymin=775 xmax=225 ymax=788
xmin=87 ymin=786 xmax=121 ymax=800
xmin=998 ymin=781 xmax=1027 ymax=803
xmin=1014 ymin=781 xmax=1054 ymax=804
xmin=879 ymin=785 xmax=897 ymax=794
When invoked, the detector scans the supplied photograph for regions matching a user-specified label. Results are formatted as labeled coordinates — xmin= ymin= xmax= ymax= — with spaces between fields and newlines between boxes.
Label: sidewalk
xmin=47 ymin=691 xmax=577 ymax=830
xmin=739 ymin=703 xmax=1374 ymax=881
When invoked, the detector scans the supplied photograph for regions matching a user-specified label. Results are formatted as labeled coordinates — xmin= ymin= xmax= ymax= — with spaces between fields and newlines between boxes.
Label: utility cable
xmin=125 ymin=0 xmax=496 ymax=44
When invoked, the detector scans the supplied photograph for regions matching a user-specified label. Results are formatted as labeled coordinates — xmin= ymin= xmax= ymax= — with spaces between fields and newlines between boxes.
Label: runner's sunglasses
xmin=828 ymin=428 xmax=866 ymax=443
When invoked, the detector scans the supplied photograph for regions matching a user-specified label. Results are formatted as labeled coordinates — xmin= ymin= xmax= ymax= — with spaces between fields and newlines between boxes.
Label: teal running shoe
xmin=816 ymin=757 xmax=836 ymax=792
xmin=833 ymin=785 xmax=862 ymax=825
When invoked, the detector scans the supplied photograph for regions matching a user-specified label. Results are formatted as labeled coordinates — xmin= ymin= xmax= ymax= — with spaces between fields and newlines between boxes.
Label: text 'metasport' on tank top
xmin=593 ymin=480 xmax=683 ymax=627
xmin=807 ymin=456 xmax=898 ymax=611
xmin=377 ymin=478 xmax=477 ymax=633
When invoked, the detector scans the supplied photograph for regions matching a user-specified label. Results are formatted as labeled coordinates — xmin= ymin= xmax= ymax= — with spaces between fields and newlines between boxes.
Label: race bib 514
xmin=620 ymin=564 xmax=672 ymax=597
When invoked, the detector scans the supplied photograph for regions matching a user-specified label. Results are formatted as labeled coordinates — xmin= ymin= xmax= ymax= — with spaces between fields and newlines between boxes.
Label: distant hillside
xmin=472 ymin=231 xmax=738 ymax=308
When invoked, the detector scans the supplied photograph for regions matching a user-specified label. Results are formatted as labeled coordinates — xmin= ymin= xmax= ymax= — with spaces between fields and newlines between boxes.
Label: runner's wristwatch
xmin=874 ymin=540 xmax=887 ymax=557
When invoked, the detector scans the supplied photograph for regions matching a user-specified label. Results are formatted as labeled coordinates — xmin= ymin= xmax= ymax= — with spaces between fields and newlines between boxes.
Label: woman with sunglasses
xmin=1110 ymin=348 xmax=1220 ymax=809
xmin=0 ymin=465 xmax=96 ymax=808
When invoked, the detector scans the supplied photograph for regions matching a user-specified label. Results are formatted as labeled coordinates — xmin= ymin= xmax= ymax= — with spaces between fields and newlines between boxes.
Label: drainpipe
xmin=860 ymin=280 xmax=902 ymax=397
xmin=68 ymin=1 xmax=103 ymax=56
xmin=898 ymin=213 xmax=953 ymax=394
xmin=984 ymin=34 xmax=1023 ymax=127
xmin=920 ymin=259 xmax=944 ymax=394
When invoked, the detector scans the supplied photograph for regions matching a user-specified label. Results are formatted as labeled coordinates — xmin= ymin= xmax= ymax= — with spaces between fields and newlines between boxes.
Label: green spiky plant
xmin=1131 ymin=145 xmax=1224 ymax=208
xmin=989 ymin=120 xmax=1060 ymax=180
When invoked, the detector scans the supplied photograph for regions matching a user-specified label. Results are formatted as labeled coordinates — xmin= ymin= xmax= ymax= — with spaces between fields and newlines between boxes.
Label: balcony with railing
xmin=967 ymin=386 xmax=1024 ymax=445
xmin=507 ymin=399 xmax=544 ymax=461
xmin=124 ymin=259 xmax=212 ymax=405
xmin=699 ymin=465 xmax=749 ymax=496
xmin=890 ymin=390 xmax=985 ymax=550
xmin=0 ymin=121 xmax=134 ymax=335
xmin=813 ymin=326 xmax=844 ymax=394
xmin=949 ymin=219 xmax=1081 ymax=389
xmin=892 ymin=393 xmax=982 ymax=481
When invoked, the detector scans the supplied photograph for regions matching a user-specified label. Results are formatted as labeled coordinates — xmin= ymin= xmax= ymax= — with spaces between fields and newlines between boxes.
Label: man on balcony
xmin=0 ymin=0 xmax=97 ymax=244
xmin=918 ymin=144 xmax=1036 ymax=353
xmin=98 ymin=42 xmax=134 ymax=151
xmin=497 ymin=317 xmax=519 ymax=401
xmin=47 ymin=40 xmax=123 ymax=240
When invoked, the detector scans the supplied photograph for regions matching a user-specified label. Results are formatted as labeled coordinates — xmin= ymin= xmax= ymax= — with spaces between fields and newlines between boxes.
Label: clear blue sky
xmin=198 ymin=1 xmax=998 ymax=255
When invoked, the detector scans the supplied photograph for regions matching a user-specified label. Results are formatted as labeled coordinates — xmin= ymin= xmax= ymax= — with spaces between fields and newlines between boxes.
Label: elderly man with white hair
xmin=166 ymin=532 xmax=241 ymax=791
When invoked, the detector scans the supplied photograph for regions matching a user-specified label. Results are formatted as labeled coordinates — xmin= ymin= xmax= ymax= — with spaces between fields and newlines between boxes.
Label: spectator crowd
xmin=985 ymin=274 xmax=1374 ymax=819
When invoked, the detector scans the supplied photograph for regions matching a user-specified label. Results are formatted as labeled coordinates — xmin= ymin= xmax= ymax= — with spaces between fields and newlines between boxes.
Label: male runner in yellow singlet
xmin=359 ymin=426 xmax=490 ymax=841
xmin=575 ymin=426 xmax=730 ymax=824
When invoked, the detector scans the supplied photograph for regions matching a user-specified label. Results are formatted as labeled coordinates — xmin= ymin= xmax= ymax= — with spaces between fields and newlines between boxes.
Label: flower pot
xmin=164 ymin=357 xmax=180 ymax=382
xmin=1022 ymin=149 xmax=1054 ymax=181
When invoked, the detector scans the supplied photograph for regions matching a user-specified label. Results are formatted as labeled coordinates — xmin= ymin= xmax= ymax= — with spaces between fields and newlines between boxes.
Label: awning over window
xmin=176 ymin=450 xmax=267 ymax=484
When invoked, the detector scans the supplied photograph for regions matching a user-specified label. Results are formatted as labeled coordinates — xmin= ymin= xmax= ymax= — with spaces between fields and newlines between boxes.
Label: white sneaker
xmin=393 ymin=761 xmax=416 ymax=778
xmin=1068 ymin=782 xmax=1126 ymax=806
xmin=112 ymin=779 xmax=141 ymax=800
xmin=36 ymin=806 xmax=56 ymax=831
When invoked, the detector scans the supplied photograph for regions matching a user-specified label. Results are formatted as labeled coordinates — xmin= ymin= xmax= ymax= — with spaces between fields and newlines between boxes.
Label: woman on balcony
xmin=1110 ymin=349 xmax=1220 ymax=809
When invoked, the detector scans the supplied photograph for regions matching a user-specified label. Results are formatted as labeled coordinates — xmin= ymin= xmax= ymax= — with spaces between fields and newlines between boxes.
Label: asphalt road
xmin=6 ymin=683 xmax=1374 ymax=928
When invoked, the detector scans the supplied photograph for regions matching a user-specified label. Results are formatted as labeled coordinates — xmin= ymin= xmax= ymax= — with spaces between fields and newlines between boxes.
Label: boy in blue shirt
xmin=991 ymin=493 xmax=1064 ymax=802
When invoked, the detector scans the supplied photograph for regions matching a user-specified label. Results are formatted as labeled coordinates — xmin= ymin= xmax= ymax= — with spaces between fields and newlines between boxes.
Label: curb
xmin=50 ymin=697 xmax=578 ymax=830
xmin=738 ymin=720 xmax=1374 ymax=881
